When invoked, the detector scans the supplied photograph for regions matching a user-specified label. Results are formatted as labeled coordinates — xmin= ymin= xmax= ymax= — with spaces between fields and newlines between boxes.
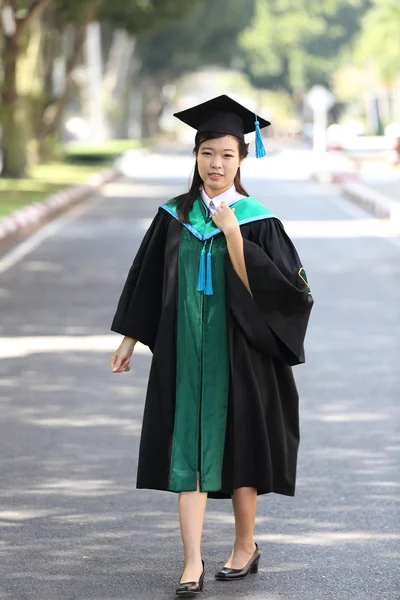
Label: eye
xmin=224 ymin=154 xmax=234 ymax=158
xmin=201 ymin=151 xmax=212 ymax=156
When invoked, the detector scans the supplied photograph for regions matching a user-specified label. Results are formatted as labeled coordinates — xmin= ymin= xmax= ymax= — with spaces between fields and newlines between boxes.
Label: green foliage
xmin=136 ymin=0 xmax=255 ymax=79
xmin=240 ymin=0 xmax=372 ymax=91
xmin=355 ymin=0 xmax=400 ymax=82
xmin=52 ymin=0 xmax=204 ymax=32
xmin=102 ymin=0 xmax=204 ymax=34
xmin=49 ymin=0 xmax=99 ymax=25
xmin=135 ymin=0 xmax=372 ymax=95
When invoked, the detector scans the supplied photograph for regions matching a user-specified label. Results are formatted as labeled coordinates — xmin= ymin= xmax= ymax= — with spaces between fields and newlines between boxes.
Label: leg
xmin=224 ymin=486 xmax=257 ymax=569
xmin=178 ymin=481 xmax=208 ymax=583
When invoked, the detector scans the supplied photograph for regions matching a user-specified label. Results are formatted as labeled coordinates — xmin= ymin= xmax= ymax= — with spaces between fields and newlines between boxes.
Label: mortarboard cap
xmin=173 ymin=94 xmax=271 ymax=158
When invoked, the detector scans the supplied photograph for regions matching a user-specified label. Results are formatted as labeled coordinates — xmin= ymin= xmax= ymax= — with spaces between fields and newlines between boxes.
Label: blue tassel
xmin=204 ymin=238 xmax=214 ymax=295
xmin=197 ymin=243 xmax=206 ymax=292
xmin=254 ymin=117 xmax=267 ymax=159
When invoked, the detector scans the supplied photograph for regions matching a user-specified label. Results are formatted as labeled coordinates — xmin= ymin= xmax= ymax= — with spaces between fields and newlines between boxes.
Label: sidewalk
xmin=366 ymin=181 xmax=399 ymax=201
xmin=313 ymin=150 xmax=400 ymax=221
xmin=357 ymin=160 xmax=400 ymax=203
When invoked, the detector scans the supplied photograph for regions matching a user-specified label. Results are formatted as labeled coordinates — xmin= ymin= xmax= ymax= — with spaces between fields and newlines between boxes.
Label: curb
xmin=311 ymin=151 xmax=399 ymax=222
xmin=0 ymin=168 xmax=119 ymax=242
xmin=341 ymin=181 xmax=400 ymax=221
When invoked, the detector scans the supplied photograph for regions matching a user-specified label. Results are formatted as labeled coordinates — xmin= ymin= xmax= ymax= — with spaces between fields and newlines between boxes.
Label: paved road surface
xmin=0 ymin=149 xmax=399 ymax=600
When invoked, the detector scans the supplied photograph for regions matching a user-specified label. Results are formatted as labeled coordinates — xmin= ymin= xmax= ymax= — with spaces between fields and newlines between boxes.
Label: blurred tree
xmin=137 ymin=0 xmax=255 ymax=78
xmin=352 ymin=0 xmax=400 ymax=129
xmin=0 ymin=0 xmax=203 ymax=177
xmin=135 ymin=0 xmax=255 ymax=135
xmin=355 ymin=0 xmax=400 ymax=83
xmin=36 ymin=2 xmax=99 ymax=156
xmin=135 ymin=0 xmax=373 ymax=134
xmin=240 ymin=0 xmax=372 ymax=93
xmin=0 ymin=0 xmax=52 ymax=177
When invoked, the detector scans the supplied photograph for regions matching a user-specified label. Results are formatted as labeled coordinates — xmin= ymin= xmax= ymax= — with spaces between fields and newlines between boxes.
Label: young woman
xmin=110 ymin=95 xmax=313 ymax=598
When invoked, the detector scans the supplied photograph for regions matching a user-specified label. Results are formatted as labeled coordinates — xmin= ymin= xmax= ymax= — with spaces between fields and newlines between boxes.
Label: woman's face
xmin=197 ymin=135 xmax=242 ymax=198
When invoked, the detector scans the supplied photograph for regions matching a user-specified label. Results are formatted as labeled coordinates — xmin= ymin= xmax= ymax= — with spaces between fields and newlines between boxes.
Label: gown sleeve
xmin=226 ymin=217 xmax=313 ymax=366
xmin=110 ymin=208 xmax=170 ymax=350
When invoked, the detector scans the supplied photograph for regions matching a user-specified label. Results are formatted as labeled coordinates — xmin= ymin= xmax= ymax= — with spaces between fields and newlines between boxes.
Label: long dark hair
xmin=176 ymin=131 xmax=249 ymax=223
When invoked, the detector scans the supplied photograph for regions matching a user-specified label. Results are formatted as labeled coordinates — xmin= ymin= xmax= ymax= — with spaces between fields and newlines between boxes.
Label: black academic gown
xmin=111 ymin=204 xmax=313 ymax=499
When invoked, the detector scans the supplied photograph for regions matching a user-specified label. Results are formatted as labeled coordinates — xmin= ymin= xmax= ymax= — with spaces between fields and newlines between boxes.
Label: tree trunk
xmin=140 ymin=78 xmax=166 ymax=140
xmin=38 ymin=20 xmax=93 ymax=152
xmin=1 ymin=33 xmax=28 ymax=178
xmin=0 ymin=0 xmax=52 ymax=177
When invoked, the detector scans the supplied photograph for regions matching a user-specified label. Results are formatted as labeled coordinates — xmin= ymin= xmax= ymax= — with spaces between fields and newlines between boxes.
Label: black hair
xmin=176 ymin=131 xmax=249 ymax=223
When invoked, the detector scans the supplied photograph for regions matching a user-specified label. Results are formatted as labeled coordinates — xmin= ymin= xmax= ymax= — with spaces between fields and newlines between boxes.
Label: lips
xmin=209 ymin=173 xmax=223 ymax=179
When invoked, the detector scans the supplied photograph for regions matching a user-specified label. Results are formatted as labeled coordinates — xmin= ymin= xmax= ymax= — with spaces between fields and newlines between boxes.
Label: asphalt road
xmin=0 ymin=148 xmax=399 ymax=600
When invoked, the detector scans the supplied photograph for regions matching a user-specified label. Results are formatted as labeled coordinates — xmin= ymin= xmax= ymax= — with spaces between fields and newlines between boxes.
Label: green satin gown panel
xmin=169 ymin=225 xmax=229 ymax=492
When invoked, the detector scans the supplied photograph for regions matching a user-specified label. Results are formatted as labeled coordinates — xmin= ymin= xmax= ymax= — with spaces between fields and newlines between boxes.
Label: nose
xmin=210 ymin=156 xmax=222 ymax=169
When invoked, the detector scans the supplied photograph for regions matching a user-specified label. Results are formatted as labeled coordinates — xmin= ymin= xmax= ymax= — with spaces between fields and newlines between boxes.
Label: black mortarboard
xmin=173 ymin=94 xmax=271 ymax=157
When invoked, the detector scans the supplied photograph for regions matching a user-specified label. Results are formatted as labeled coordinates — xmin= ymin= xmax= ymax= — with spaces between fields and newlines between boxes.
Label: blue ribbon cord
xmin=204 ymin=237 xmax=214 ymax=296
xmin=197 ymin=241 xmax=207 ymax=292
xmin=254 ymin=116 xmax=267 ymax=159
xmin=197 ymin=238 xmax=214 ymax=295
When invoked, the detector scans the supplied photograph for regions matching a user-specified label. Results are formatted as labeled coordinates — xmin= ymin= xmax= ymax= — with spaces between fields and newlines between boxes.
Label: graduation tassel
xmin=204 ymin=237 xmax=214 ymax=296
xmin=197 ymin=241 xmax=207 ymax=292
xmin=254 ymin=116 xmax=267 ymax=159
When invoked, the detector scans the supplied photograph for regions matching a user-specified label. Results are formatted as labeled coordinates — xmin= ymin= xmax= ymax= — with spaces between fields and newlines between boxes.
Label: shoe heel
xmin=199 ymin=560 xmax=205 ymax=591
xmin=251 ymin=560 xmax=259 ymax=574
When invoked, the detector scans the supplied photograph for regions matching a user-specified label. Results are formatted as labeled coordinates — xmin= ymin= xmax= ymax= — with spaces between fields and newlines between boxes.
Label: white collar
xmin=200 ymin=185 xmax=244 ymax=215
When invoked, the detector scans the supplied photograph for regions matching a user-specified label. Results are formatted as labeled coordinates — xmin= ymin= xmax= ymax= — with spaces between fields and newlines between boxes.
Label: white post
xmin=313 ymin=108 xmax=328 ymax=155
xmin=305 ymin=85 xmax=336 ymax=181
xmin=85 ymin=22 xmax=106 ymax=143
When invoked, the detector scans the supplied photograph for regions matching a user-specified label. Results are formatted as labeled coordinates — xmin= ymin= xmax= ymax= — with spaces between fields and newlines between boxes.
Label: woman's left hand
xmin=212 ymin=202 xmax=240 ymax=236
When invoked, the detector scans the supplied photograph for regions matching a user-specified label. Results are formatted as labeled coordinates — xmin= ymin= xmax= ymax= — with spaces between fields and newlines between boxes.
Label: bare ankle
xmin=184 ymin=556 xmax=203 ymax=567
xmin=234 ymin=539 xmax=256 ymax=553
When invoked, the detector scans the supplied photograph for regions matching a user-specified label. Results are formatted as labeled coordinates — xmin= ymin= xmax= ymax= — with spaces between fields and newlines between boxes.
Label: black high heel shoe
xmin=175 ymin=560 xmax=205 ymax=597
xmin=215 ymin=543 xmax=260 ymax=581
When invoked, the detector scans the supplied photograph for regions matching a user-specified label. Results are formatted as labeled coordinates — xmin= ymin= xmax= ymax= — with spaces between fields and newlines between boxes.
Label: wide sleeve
xmin=110 ymin=208 xmax=170 ymax=350
xmin=225 ymin=217 xmax=313 ymax=365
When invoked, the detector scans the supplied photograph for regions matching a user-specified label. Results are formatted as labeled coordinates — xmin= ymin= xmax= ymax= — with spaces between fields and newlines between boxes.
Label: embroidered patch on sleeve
xmin=298 ymin=267 xmax=311 ymax=293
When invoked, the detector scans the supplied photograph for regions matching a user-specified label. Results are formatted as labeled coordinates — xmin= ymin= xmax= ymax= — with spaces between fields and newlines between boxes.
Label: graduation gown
xmin=111 ymin=194 xmax=313 ymax=499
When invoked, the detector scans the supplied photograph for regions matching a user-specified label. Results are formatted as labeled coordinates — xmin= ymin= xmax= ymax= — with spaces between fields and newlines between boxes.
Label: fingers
xmin=110 ymin=353 xmax=131 ymax=373
xmin=112 ymin=363 xmax=130 ymax=373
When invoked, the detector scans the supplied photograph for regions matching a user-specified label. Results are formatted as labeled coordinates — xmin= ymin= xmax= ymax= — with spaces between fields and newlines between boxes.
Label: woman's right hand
xmin=110 ymin=337 xmax=136 ymax=373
